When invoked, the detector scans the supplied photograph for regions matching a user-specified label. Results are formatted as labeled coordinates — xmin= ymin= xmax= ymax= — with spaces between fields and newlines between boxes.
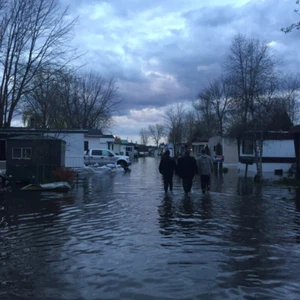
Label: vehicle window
xmin=92 ymin=150 xmax=102 ymax=155
xmin=101 ymin=150 xmax=111 ymax=157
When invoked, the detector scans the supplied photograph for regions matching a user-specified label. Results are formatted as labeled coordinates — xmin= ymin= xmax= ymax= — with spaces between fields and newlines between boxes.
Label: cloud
xmin=57 ymin=0 xmax=300 ymax=142
xmin=110 ymin=107 xmax=167 ymax=143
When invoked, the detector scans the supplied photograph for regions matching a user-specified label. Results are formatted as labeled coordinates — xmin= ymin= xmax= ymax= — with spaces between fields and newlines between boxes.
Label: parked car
xmin=84 ymin=149 xmax=131 ymax=167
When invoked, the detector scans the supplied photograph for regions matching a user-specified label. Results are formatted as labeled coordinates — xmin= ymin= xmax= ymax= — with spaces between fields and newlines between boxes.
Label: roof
xmin=7 ymin=135 xmax=65 ymax=142
xmin=192 ymin=137 xmax=209 ymax=143
xmin=85 ymin=129 xmax=103 ymax=136
xmin=0 ymin=127 xmax=88 ymax=134
xmin=242 ymin=131 xmax=293 ymax=140
xmin=101 ymin=134 xmax=114 ymax=139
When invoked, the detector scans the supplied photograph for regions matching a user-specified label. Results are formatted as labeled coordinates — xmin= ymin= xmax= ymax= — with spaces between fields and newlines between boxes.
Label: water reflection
xmin=1 ymin=159 xmax=300 ymax=299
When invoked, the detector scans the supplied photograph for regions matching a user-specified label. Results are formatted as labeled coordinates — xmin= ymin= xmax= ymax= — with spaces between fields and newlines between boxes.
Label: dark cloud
xmin=59 ymin=0 xmax=300 ymax=141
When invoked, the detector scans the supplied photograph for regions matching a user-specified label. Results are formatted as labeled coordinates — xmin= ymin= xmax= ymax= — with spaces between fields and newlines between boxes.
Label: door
xmin=0 ymin=140 xmax=6 ymax=160
xmin=90 ymin=149 xmax=109 ymax=166
xmin=103 ymin=150 xmax=117 ymax=164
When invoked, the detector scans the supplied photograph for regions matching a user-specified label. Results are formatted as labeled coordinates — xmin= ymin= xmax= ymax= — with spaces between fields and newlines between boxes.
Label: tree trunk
xmin=254 ymin=132 xmax=263 ymax=182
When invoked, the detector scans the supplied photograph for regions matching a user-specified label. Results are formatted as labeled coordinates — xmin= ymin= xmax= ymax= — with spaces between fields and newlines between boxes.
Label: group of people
xmin=158 ymin=148 xmax=214 ymax=195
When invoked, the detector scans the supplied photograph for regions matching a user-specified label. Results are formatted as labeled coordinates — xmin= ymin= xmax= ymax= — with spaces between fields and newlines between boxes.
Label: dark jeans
xmin=163 ymin=175 xmax=173 ymax=192
xmin=200 ymin=175 xmax=211 ymax=193
xmin=182 ymin=177 xmax=193 ymax=194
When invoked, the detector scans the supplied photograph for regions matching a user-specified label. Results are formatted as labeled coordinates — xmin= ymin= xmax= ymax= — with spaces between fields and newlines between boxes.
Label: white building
xmin=238 ymin=131 xmax=295 ymax=174
xmin=208 ymin=136 xmax=238 ymax=166
xmin=0 ymin=128 xmax=87 ymax=169
xmin=84 ymin=129 xmax=115 ymax=152
xmin=192 ymin=136 xmax=238 ymax=166
xmin=46 ymin=129 xmax=87 ymax=168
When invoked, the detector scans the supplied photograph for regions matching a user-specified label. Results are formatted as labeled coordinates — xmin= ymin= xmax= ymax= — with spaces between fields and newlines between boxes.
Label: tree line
xmin=140 ymin=33 xmax=300 ymax=181
xmin=0 ymin=0 xmax=119 ymax=130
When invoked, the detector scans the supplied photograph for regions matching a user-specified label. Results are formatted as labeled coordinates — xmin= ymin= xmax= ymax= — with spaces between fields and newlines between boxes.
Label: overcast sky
xmin=57 ymin=0 xmax=300 ymax=144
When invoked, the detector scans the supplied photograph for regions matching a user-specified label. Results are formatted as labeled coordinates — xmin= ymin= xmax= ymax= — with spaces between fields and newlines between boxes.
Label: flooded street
xmin=1 ymin=157 xmax=300 ymax=299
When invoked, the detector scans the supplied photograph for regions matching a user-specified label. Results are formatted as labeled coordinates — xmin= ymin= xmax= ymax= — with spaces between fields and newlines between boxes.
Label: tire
xmin=118 ymin=160 xmax=127 ymax=168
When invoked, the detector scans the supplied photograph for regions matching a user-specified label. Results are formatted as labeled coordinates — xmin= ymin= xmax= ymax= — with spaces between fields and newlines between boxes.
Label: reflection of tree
xmin=294 ymin=189 xmax=300 ymax=244
xmin=0 ymin=188 xmax=76 ymax=298
xmin=2 ymin=189 xmax=65 ymax=226
xmin=236 ymin=177 xmax=254 ymax=195
xmin=218 ymin=192 xmax=287 ymax=290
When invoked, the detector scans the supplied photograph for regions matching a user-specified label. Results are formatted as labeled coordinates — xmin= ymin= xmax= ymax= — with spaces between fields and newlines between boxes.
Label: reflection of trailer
xmin=214 ymin=155 xmax=224 ymax=174
xmin=214 ymin=155 xmax=224 ymax=162
xmin=164 ymin=143 xmax=174 ymax=157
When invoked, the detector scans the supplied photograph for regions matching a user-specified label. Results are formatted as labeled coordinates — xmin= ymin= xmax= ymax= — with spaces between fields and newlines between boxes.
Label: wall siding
xmin=239 ymin=139 xmax=295 ymax=173
xmin=46 ymin=132 xmax=84 ymax=168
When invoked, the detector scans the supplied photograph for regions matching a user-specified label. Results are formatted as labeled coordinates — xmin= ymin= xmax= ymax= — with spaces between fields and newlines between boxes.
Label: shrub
xmin=52 ymin=168 xmax=77 ymax=184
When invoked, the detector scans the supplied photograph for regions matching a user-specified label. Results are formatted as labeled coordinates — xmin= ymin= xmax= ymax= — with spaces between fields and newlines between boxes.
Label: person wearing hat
xmin=176 ymin=149 xmax=198 ymax=196
xmin=159 ymin=150 xmax=177 ymax=193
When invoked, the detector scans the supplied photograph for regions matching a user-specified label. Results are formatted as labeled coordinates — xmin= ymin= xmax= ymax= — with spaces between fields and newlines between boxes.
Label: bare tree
xmin=22 ymin=70 xmax=120 ymax=130
xmin=224 ymin=34 xmax=279 ymax=181
xmin=0 ymin=0 xmax=78 ymax=128
xmin=281 ymin=1 xmax=300 ymax=33
xmin=63 ymin=72 xmax=120 ymax=130
xmin=139 ymin=128 xmax=149 ymax=145
xmin=277 ymin=73 xmax=300 ymax=123
xmin=195 ymin=76 xmax=232 ymax=137
xmin=22 ymin=67 xmax=66 ymax=128
xmin=164 ymin=102 xmax=187 ymax=156
xmin=194 ymin=89 xmax=217 ymax=137
xmin=182 ymin=111 xmax=198 ymax=145
xmin=148 ymin=124 xmax=165 ymax=148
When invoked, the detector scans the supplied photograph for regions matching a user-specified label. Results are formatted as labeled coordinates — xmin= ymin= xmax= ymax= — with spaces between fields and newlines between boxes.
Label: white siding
xmin=240 ymin=139 xmax=294 ymax=158
xmin=46 ymin=132 xmax=84 ymax=168
xmin=263 ymin=140 xmax=294 ymax=157
xmin=85 ymin=137 xmax=101 ymax=150
xmin=238 ymin=162 xmax=292 ymax=173
xmin=84 ymin=137 xmax=115 ymax=150
xmin=208 ymin=136 xmax=238 ymax=165
xmin=239 ymin=139 xmax=295 ymax=174
xmin=114 ymin=144 xmax=121 ymax=154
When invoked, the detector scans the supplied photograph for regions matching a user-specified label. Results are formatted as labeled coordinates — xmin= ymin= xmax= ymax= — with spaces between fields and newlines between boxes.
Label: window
xmin=91 ymin=150 xmax=102 ymax=155
xmin=242 ymin=140 xmax=253 ymax=155
xmin=12 ymin=147 xmax=32 ymax=159
xmin=101 ymin=150 xmax=112 ymax=156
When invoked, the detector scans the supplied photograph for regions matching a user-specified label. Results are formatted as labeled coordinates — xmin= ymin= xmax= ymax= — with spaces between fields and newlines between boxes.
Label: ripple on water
xmin=1 ymin=159 xmax=300 ymax=299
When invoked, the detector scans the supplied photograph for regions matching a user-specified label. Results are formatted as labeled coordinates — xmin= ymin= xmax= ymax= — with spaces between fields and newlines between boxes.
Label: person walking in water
xmin=159 ymin=150 xmax=177 ymax=193
xmin=176 ymin=149 xmax=198 ymax=196
xmin=197 ymin=148 xmax=214 ymax=194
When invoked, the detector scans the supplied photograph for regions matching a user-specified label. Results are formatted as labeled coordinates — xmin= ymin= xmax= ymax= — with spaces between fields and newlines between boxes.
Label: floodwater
xmin=1 ymin=157 xmax=300 ymax=300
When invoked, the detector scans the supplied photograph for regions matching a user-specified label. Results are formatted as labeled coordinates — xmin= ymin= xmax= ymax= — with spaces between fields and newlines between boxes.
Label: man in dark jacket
xmin=176 ymin=150 xmax=198 ymax=195
xmin=159 ymin=150 xmax=177 ymax=193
